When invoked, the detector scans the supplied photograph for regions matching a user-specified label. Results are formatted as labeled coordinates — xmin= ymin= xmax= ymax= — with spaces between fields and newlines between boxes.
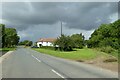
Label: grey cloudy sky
xmin=0 ymin=1 xmax=118 ymax=42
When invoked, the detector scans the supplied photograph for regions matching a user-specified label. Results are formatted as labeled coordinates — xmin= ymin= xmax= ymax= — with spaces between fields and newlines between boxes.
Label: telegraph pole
xmin=61 ymin=21 xmax=62 ymax=36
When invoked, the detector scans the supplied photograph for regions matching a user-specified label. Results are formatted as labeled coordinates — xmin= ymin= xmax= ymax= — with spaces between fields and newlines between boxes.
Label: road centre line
xmin=51 ymin=69 xmax=65 ymax=78
xmin=31 ymin=55 xmax=41 ymax=62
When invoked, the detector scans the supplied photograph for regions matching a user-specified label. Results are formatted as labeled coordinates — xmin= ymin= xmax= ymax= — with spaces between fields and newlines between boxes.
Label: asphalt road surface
xmin=2 ymin=47 xmax=118 ymax=78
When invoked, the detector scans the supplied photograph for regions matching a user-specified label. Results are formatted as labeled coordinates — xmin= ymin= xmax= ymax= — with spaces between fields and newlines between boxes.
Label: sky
xmin=0 ymin=1 xmax=118 ymax=42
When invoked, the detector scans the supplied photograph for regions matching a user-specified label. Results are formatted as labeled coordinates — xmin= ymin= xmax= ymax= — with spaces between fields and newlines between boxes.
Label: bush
xmin=79 ymin=45 xmax=83 ymax=49
xmin=100 ymin=46 xmax=115 ymax=54
xmin=54 ymin=34 xmax=74 ymax=51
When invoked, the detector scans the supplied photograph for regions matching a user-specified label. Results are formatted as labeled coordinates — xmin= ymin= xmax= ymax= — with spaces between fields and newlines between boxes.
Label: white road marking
xmin=51 ymin=69 xmax=65 ymax=78
xmin=31 ymin=55 xmax=41 ymax=62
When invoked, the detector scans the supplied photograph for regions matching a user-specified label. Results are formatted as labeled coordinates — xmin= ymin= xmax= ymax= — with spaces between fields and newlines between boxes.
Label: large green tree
xmin=0 ymin=24 xmax=20 ymax=48
xmin=4 ymin=28 xmax=20 ymax=47
xmin=87 ymin=19 xmax=120 ymax=50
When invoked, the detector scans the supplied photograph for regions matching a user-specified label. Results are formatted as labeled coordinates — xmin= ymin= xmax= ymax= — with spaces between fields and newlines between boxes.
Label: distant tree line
xmin=0 ymin=24 xmax=20 ymax=48
xmin=19 ymin=40 xmax=33 ymax=46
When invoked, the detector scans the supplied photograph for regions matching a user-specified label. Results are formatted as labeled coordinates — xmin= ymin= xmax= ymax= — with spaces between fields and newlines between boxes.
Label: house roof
xmin=37 ymin=38 xmax=56 ymax=42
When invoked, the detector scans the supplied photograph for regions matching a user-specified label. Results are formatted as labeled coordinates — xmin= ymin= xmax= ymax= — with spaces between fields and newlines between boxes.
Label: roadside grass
xmin=0 ymin=48 xmax=16 ymax=51
xmin=32 ymin=47 xmax=118 ymax=62
xmin=32 ymin=47 xmax=118 ymax=71
xmin=33 ymin=48 xmax=99 ymax=61
xmin=0 ymin=47 xmax=16 ymax=56
xmin=95 ymin=47 xmax=118 ymax=58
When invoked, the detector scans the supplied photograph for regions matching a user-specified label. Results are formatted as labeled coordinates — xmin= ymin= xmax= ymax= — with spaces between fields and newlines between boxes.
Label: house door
xmin=39 ymin=44 xmax=42 ymax=47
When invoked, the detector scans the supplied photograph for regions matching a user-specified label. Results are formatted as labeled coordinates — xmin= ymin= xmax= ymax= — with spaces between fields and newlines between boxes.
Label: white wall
xmin=37 ymin=42 xmax=53 ymax=47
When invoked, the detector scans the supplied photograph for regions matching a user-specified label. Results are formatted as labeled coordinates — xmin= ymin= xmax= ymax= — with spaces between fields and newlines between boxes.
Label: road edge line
xmin=31 ymin=55 xmax=41 ymax=62
xmin=51 ymin=69 xmax=65 ymax=78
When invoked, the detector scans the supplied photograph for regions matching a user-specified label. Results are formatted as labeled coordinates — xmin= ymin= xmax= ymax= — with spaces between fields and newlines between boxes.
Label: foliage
xmin=71 ymin=33 xmax=85 ymax=49
xmin=0 ymin=24 xmax=5 ymax=48
xmin=4 ymin=28 xmax=20 ymax=47
xmin=0 ymin=24 xmax=20 ymax=48
xmin=54 ymin=34 xmax=74 ymax=51
xmin=54 ymin=33 xmax=85 ymax=51
xmin=87 ymin=19 xmax=120 ymax=50
xmin=100 ymin=46 xmax=115 ymax=54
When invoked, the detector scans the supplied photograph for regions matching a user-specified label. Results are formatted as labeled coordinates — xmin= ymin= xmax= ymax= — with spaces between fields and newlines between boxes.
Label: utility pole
xmin=61 ymin=21 xmax=62 ymax=36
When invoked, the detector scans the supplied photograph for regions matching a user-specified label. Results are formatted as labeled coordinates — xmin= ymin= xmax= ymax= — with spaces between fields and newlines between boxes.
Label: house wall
xmin=37 ymin=42 xmax=53 ymax=47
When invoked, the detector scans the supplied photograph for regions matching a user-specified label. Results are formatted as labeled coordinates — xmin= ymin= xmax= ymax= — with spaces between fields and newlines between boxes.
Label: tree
xmin=0 ymin=24 xmax=20 ymax=48
xmin=87 ymin=19 xmax=120 ymax=50
xmin=0 ymin=24 xmax=5 ymax=48
xmin=54 ymin=34 xmax=74 ymax=51
xmin=71 ymin=33 xmax=85 ymax=49
xmin=4 ymin=28 xmax=20 ymax=47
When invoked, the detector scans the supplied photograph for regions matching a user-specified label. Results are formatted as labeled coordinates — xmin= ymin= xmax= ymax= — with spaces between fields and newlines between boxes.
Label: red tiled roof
xmin=37 ymin=38 xmax=56 ymax=42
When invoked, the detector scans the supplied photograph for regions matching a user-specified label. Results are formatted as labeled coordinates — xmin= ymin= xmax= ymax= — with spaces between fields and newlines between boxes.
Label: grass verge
xmin=32 ymin=48 xmax=99 ymax=61
xmin=32 ymin=47 xmax=118 ymax=61
xmin=0 ymin=48 xmax=16 ymax=51
xmin=32 ymin=47 xmax=118 ymax=71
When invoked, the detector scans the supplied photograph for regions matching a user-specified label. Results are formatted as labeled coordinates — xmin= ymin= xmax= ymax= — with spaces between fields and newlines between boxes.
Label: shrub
xmin=54 ymin=34 xmax=74 ymax=51
xmin=79 ymin=45 xmax=83 ymax=49
xmin=100 ymin=46 xmax=115 ymax=54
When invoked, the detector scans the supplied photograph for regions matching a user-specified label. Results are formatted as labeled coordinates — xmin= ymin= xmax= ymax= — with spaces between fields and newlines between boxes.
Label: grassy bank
xmin=95 ymin=47 xmax=118 ymax=58
xmin=32 ymin=48 xmax=112 ymax=61
xmin=0 ymin=48 xmax=16 ymax=51
xmin=0 ymin=48 xmax=16 ymax=56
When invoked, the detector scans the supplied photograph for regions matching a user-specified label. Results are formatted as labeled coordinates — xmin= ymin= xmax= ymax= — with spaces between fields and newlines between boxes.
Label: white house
xmin=37 ymin=38 xmax=56 ymax=47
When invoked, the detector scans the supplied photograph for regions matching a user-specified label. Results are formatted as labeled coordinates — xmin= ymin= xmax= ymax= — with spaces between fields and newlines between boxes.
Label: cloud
xmin=1 ymin=2 xmax=118 ymax=41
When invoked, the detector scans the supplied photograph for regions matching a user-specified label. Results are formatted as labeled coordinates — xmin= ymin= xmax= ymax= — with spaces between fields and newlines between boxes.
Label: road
xmin=2 ymin=47 xmax=118 ymax=79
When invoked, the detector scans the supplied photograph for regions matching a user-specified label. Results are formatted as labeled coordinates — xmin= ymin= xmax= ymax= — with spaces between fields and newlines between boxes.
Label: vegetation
xmin=0 ymin=47 xmax=16 ymax=56
xmin=0 ymin=24 xmax=5 ymax=48
xmin=33 ymin=48 xmax=97 ymax=60
xmin=54 ymin=34 xmax=74 ymax=51
xmin=19 ymin=40 xmax=33 ymax=46
xmin=1 ymin=48 xmax=16 ymax=51
xmin=0 ymin=24 xmax=20 ymax=48
xmin=33 ymin=20 xmax=119 ymax=59
xmin=87 ymin=19 xmax=120 ymax=57
xmin=30 ymin=19 xmax=119 ymax=62
xmin=71 ymin=33 xmax=85 ymax=49
xmin=33 ymin=47 xmax=118 ymax=62
xmin=54 ymin=33 xmax=85 ymax=51
xmin=87 ymin=20 xmax=120 ymax=49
